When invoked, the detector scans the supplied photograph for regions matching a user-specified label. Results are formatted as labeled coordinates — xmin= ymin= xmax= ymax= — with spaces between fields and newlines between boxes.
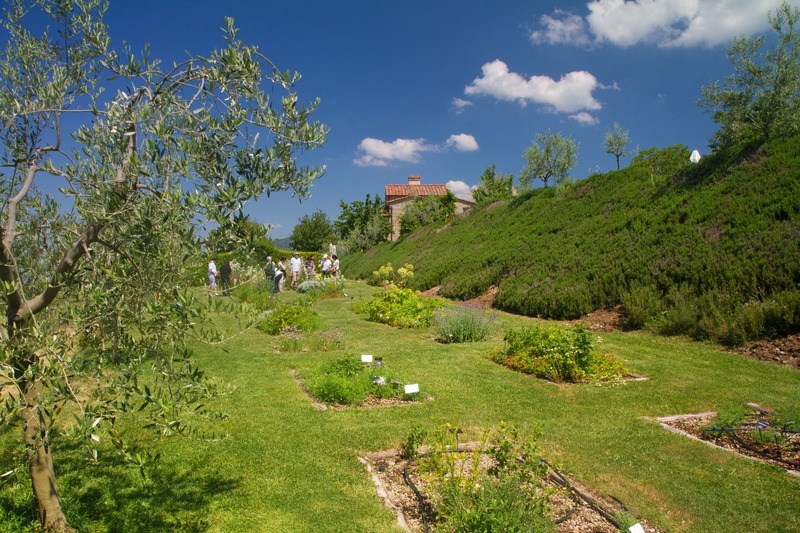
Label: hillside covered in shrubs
xmin=342 ymin=136 xmax=800 ymax=346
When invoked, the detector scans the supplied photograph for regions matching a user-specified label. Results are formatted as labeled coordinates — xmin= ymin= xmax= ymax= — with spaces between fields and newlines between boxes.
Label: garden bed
xmin=290 ymin=369 xmax=430 ymax=410
xmin=360 ymin=446 xmax=662 ymax=532
xmin=652 ymin=406 xmax=800 ymax=476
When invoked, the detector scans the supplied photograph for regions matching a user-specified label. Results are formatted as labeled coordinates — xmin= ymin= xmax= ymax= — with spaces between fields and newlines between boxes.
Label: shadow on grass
xmin=53 ymin=440 xmax=242 ymax=532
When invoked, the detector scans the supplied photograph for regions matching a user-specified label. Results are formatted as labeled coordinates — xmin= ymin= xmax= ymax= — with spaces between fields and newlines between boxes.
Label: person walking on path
xmin=289 ymin=252 xmax=302 ymax=290
xmin=273 ymin=258 xmax=287 ymax=294
xmin=219 ymin=260 xmax=232 ymax=296
xmin=207 ymin=258 xmax=218 ymax=296
xmin=331 ymin=254 xmax=340 ymax=277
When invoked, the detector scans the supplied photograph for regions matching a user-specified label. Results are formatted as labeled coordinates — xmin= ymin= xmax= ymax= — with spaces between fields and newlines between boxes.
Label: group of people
xmin=263 ymin=252 xmax=339 ymax=293
xmin=207 ymin=251 xmax=339 ymax=297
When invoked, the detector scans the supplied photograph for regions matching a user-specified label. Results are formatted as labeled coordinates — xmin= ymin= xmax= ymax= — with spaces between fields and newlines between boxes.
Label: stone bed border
xmin=534 ymin=372 xmax=649 ymax=386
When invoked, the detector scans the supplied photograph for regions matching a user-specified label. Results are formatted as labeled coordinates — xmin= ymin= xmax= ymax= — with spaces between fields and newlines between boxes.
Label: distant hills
xmin=270 ymin=236 xmax=292 ymax=250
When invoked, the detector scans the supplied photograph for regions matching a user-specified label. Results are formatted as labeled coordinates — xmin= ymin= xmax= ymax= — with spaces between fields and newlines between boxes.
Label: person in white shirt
xmin=320 ymin=254 xmax=332 ymax=277
xmin=289 ymin=252 xmax=302 ymax=290
xmin=207 ymin=258 xmax=218 ymax=296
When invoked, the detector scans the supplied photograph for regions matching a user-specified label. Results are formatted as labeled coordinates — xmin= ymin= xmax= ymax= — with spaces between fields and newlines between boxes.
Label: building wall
xmin=387 ymin=198 xmax=414 ymax=241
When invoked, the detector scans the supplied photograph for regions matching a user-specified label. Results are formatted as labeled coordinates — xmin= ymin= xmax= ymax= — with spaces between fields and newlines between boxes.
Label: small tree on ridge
xmin=604 ymin=122 xmax=631 ymax=170
xmin=520 ymin=131 xmax=578 ymax=189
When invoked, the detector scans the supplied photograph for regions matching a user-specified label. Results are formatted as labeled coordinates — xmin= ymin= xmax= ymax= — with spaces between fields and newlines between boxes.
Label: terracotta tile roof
xmin=385 ymin=184 xmax=448 ymax=201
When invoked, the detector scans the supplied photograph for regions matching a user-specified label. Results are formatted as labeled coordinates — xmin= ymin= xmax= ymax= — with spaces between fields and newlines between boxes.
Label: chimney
xmin=407 ymin=175 xmax=421 ymax=185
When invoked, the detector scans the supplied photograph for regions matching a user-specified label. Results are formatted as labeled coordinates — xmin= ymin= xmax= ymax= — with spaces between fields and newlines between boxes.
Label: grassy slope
xmin=342 ymin=136 xmax=800 ymax=323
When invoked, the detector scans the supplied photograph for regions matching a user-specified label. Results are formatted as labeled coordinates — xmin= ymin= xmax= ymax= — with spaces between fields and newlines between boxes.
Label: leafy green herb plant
xmin=304 ymin=356 xmax=411 ymax=406
xmin=417 ymin=423 xmax=553 ymax=532
xmin=365 ymin=286 xmax=445 ymax=328
xmin=491 ymin=324 xmax=627 ymax=383
xmin=257 ymin=301 xmax=321 ymax=335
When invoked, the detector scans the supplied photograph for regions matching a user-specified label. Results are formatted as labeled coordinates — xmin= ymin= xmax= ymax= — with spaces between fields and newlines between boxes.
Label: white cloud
xmin=446 ymin=180 xmax=474 ymax=202
xmin=445 ymin=133 xmax=479 ymax=152
xmin=660 ymin=0 xmax=791 ymax=47
xmin=586 ymin=0 xmax=695 ymax=47
xmin=451 ymin=97 xmax=474 ymax=114
xmin=464 ymin=59 xmax=602 ymax=114
xmin=353 ymin=134 xmax=480 ymax=167
xmin=530 ymin=9 xmax=592 ymax=46
xmin=353 ymin=137 xmax=434 ymax=167
xmin=531 ymin=0 xmax=793 ymax=48
xmin=569 ymin=112 xmax=599 ymax=125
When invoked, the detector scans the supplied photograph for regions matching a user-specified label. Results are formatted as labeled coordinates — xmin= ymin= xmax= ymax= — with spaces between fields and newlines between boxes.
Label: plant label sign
xmin=361 ymin=354 xmax=373 ymax=363
xmin=629 ymin=524 xmax=645 ymax=533
xmin=404 ymin=384 xmax=419 ymax=394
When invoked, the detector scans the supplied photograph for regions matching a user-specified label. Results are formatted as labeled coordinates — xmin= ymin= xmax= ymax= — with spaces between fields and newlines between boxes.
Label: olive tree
xmin=520 ymin=131 xmax=578 ymax=189
xmin=603 ymin=122 xmax=631 ymax=170
xmin=0 ymin=1 xmax=327 ymax=530
xmin=699 ymin=1 xmax=800 ymax=149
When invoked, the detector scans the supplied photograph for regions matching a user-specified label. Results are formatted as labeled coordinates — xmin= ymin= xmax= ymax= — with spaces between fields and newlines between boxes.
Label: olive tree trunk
xmin=22 ymin=379 xmax=72 ymax=532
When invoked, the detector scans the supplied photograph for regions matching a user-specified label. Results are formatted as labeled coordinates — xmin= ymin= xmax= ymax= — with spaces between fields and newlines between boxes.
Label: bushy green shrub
xmin=232 ymin=282 xmax=275 ymax=311
xmin=304 ymin=356 xmax=407 ymax=405
xmin=621 ymin=283 xmax=664 ymax=329
xmin=621 ymin=286 xmax=800 ymax=346
xmin=432 ymin=306 xmax=495 ymax=343
xmin=349 ymin=299 xmax=370 ymax=315
xmin=257 ymin=301 xmax=321 ymax=335
xmin=655 ymin=284 xmax=700 ymax=336
xmin=398 ymin=191 xmax=457 ymax=237
xmin=367 ymin=262 xmax=414 ymax=287
xmin=366 ymin=286 xmax=445 ymax=328
xmin=696 ymin=289 xmax=800 ymax=346
xmin=491 ymin=324 xmax=627 ymax=383
xmin=762 ymin=290 xmax=800 ymax=336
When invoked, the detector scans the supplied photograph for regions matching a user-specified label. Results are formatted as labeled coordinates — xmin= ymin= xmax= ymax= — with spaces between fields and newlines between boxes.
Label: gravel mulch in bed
xmin=655 ymin=408 xmax=799 ymax=475
xmin=361 ymin=448 xmax=663 ymax=533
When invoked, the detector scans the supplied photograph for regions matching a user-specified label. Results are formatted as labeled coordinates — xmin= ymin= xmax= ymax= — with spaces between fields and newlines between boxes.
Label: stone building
xmin=384 ymin=175 xmax=474 ymax=241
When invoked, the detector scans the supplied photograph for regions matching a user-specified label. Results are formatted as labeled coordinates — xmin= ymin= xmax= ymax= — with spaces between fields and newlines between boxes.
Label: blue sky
xmin=76 ymin=1 xmax=800 ymax=237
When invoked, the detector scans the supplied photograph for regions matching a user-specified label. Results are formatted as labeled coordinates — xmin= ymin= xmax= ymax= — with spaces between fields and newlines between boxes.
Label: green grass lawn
xmin=2 ymin=280 xmax=799 ymax=532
